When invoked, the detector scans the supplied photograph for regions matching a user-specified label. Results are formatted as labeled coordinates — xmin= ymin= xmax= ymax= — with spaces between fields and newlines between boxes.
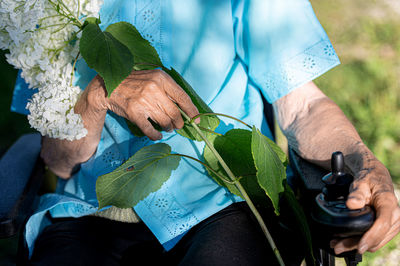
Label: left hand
xmin=331 ymin=161 xmax=400 ymax=254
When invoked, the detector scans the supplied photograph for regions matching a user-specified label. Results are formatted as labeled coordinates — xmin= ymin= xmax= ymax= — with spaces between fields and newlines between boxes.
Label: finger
xmin=357 ymin=193 xmax=397 ymax=253
xmin=162 ymin=75 xmax=200 ymax=121
xmin=145 ymin=90 xmax=184 ymax=129
xmin=347 ymin=181 xmax=371 ymax=210
xmin=331 ymin=237 xmax=360 ymax=255
xmin=158 ymin=95 xmax=185 ymax=129
xmin=368 ymin=209 xmax=400 ymax=252
xmin=150 ymin=108 xmax=174 ymax=132
xmin=130 ymin=112 xmax=162 ymax=141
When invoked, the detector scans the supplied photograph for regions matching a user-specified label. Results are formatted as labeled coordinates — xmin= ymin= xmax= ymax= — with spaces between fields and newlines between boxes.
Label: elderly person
xmin=11 ymin=0 xmax=400 ymax=265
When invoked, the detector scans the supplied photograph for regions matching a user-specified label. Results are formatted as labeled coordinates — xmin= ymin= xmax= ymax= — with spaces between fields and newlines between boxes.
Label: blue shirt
xmin=11 ymin=0 xmax=340 ymax=256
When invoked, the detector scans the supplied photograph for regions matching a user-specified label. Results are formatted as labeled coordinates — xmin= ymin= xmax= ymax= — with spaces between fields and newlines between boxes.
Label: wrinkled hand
xmin=88 ymin=69 xmax=199 ymax=140
xmin=331 ymin=161 xmax=400 ymax=254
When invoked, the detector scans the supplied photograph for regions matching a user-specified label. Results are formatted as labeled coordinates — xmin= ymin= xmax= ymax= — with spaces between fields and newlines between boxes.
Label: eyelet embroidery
xmin=143 ymin=187 xmax=200 ymax=237
xmin=135 ymin=0 xmax=162 ymax=60
xmin=303 ymin=57 xmax=316 ymax=69
xmin=155 ymin=198 xmax=169 ymax=209
xmin=71 ymin=204 xmax=95 ymax=215
xmin=143 ymin=9 xmax=155 ymax=22
xmin=144 ymin=33 xmax=155 ymax=44
xmin=166 ymin=209 xmax=183 ymax=219
xmin=174 ymin=222 xmax=191 ymax=235
xmin=262 ymin=40 xmax=339 ymax=100
xmin=324 ymin=44 xmax=335 ymax=56
xmin=101 ymin=150 xmax=123 ymax=167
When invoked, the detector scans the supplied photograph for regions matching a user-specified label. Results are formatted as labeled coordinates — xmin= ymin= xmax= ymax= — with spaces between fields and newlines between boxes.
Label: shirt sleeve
xmin=232 ymin=0 xmax=340 ymax=103
xmin=10 ymin=71 xmax=37 ymax=115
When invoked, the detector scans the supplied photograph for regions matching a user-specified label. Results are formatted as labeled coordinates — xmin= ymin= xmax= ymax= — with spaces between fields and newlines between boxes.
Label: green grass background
xmin=1 ymin=0 xmax=400 ymax=264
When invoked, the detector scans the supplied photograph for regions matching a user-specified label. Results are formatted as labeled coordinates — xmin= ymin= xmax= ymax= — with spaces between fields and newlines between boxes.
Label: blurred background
xmin=0 ymin=0 xmax=399 ymax=265
xmin=311 ymin=0 xmax=400 ymax=264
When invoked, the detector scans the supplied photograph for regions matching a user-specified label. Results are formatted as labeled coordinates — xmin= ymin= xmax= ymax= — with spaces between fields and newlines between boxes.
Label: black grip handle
xmin=312 ymin=151 xmax=375 ymax=241
xmin=331 ymin=151 xmax=345 ymax=176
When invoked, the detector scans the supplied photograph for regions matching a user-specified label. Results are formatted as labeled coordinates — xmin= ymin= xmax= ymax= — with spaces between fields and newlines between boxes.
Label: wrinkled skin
xmin=274 ymin=81 xmax=400 ymax=254
xmin=41 ymin=69 xmax=199 ymax=178
xmin=41 ymin=69 xmax=400 ymax=255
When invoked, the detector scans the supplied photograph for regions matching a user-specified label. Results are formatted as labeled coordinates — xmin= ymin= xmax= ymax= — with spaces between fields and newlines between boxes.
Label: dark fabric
xmin=29 ymin=202 xmax=304 ymax=266
xmin=0 ymin=134 xmax=41 ymax=218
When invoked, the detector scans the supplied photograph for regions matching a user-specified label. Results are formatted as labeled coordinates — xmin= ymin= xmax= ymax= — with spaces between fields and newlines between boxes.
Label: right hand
xmin=85 ymin=69 xmax=200 ymax=140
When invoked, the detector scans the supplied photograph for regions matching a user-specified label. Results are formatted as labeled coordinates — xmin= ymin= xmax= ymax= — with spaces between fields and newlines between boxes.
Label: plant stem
xmin=70 ymin=51 xmax=80 ymax=86
xmin=191 ymin=113 xmax=251 ymax=129
xmin=170 ymin=154 xmax=235 ymax=185
xmin=179 ymin=109 xmax=285 ymax=266
xmin=195 ymin=125 xmax=223 ymax=136
xmin=57 ymin=0 xmax=83 ymax=27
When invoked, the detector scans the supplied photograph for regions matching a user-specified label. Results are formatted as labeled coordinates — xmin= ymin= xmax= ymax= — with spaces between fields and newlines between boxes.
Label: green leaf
xmin=163 ymin=67 xmax=220 ymax=141
xmin=80 ymin=18 xmax=134 ymax=96
xmin=106 ymin=22 xmax=163 ymax=69
xmin=203 ymin=129 xmax=254 ymax=196
xmin=83 ymin=17 xmax=100 ymax=26
xmin=265 ymin=136 xmax=288 ymax=167
xmin=203 ymin=133 xmax=239 ymax=195
xmin=251 ymin=126 xmax=286 ymax=215
xmin=203 ymin=129 xmax=266 ymax=205
xmin=96 ymin=143 xmax=180 ymax=209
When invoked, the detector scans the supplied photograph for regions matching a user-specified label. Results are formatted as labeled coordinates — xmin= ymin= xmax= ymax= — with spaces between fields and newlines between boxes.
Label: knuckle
xmin=145 ymin=80 xmax=158 ymax=91
xmin=151 ymin=69 xmax=165 ymax=81
xmin=153 ymin=69 xmax=164 ymax=76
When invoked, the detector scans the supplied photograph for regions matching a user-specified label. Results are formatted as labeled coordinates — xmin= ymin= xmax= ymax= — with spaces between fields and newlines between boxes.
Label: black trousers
xmin=29 ymin=202 xmax=304 ymax=266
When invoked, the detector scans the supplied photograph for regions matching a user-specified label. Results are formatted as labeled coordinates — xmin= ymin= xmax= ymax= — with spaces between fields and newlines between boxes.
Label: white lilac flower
xmin=0 ymin=0 xmax=103 ymax=140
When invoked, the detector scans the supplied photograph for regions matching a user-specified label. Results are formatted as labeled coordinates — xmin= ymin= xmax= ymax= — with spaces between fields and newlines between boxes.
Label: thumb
xmin=346 ymin=182 xmax=371 ymax=210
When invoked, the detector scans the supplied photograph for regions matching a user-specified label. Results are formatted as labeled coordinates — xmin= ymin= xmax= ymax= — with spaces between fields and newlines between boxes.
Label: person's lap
xmin=29 ymin=202 xmax=302 ymax=266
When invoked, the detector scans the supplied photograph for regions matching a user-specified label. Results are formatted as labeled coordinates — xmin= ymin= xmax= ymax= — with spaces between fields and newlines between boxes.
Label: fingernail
xmin=194 ymin=118 xmax=200 ymax=124
xmin=359 ymin=244 xmax=368 ymax=254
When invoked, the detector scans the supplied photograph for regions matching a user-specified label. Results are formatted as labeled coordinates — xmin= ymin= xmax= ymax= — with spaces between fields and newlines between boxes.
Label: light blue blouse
xmin=11 ymin=0 xmax=340 ymax=256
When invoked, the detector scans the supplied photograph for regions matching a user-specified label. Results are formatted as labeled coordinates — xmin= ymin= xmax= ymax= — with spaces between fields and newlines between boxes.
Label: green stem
xmin=180 ymin=109 xmax=285 ymax=266
xmin=195 ymin=125 xmax=223 ymax=136
xmin=51 ymin=22 xmax=70 ymax=34
xmin=48 ymin=0 xmax=83 ymax=28
xmin=58 ymin=0 xmax=83 ymax=27
xmin=68 ymin=28 xmax=83 ymax=42
xmin=170 ymin=154 xmax=235 ymax=185
xmin=70 ymin=51 xmax=80 ymax=86
xmin=38 ymin=14 xmax=64 ymax=24
xmin=191 ymin=113 xmax=251 ymax=129
xmin=36 ymin=23 xmax=67 ymax=31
